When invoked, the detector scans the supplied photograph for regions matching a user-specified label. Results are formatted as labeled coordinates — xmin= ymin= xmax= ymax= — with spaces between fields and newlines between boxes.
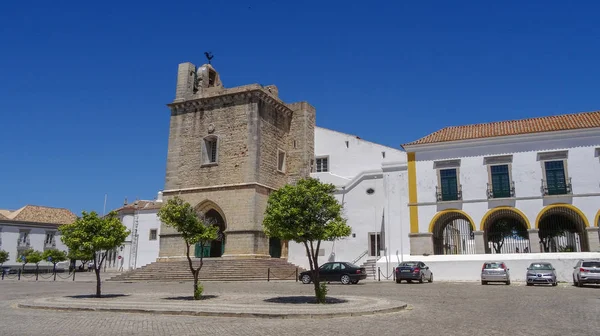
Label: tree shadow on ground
xmin=264 ymin=296 xmax=347 ymax=304
xmin=162 ymin=295 xmax=218 ymax=301
xmin=66 ymin=294 xmax=130 ymax=299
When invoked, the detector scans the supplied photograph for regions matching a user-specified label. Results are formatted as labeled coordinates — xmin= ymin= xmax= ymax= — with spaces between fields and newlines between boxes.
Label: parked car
xmin=395 ymin=261 xmax=433 ymax=284
xmin=299 ymin=262 xmax=367 ymax=285
xmin=526 ymin=262 xmax=557 ymax=286
xmin=572 ymin=259 xmax=600 ymax=287
xmin=481 ymin=261 xmax=510 ymax=285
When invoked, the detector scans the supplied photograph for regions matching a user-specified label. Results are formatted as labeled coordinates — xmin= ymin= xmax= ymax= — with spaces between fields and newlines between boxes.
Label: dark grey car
xmin=526 ymin=262 xmax=557 ymax=286
xmin=395 ymin=261 xmax=433 ymax=283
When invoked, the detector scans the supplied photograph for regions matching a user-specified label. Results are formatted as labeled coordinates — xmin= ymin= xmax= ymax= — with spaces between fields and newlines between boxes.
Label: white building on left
xmin=103 ymin=192 xmax=164 ymax=271
xmin=0 ymin=205 xmax=75 ymax=269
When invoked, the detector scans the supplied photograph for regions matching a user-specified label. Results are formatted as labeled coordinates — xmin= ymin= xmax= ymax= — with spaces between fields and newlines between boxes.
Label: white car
xmin=573 ymin=259 xmax=600 ymax=287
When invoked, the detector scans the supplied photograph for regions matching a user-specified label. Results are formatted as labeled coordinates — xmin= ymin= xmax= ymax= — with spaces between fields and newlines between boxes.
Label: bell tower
xmin=160 ymin=60 xmax=315 ymax=259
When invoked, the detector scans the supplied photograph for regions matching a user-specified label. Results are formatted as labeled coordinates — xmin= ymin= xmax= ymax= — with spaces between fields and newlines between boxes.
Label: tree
xmin=59 ymin=211 xmax=130 ymax=298
xmin=263 ymin=177 xmax=350 ymax=303
xmin=24 ymin=250 xmax=44 ymax=274
xmin=0 ymin=250 xmax=8 ymax=266
xmin=42 ymin=249 xmax=68 ymax=273
xmin=19 ymin=248 xmax=34 ymax=269
xmin=157 ymin=196 xmax=218 ymax=300
xmin=487 ymin=219 xmax=527 ymax=253
xmin=67 ymin=249 xmax=94 ymax=271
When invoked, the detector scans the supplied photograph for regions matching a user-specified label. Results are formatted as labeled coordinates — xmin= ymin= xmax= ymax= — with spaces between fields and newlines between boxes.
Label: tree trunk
xmin=185 ymin=242 xmax=203 ymax=300
xmin=93 ymin=254 xmax=101 ymax=298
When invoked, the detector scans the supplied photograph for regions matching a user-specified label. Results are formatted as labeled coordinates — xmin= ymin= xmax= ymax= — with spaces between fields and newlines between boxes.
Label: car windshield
xmin=484 ymin=263 xmax=503 ymax=269
xmin=529 ymin=264 xmax=553 ymax=270
xmin=400 ymin=262 xmax=419 ymax=267
xmin=582 ymin=261 xmax=600 ymax=268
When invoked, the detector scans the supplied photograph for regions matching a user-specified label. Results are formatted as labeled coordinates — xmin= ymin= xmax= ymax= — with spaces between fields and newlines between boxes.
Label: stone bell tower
xmin=159 ymin=60 xmax=315 ymax=259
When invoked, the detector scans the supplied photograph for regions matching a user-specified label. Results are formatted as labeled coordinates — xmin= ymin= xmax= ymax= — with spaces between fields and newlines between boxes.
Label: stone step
xmin=108 ymin=257 xmax=305 ymax=282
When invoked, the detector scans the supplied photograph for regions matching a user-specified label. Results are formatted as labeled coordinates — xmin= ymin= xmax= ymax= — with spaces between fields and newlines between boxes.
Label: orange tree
xmin=263 ymin=177 xmax=350 ymax=303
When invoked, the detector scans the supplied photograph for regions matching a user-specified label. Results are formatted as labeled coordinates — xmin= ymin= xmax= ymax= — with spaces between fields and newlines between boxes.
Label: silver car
xmin=481 ymin=261 xmax=510 ymax=285
xmin=573 ymin=259 xmax=600 ymax=287
xmin=526 ymin=262 xmax=557 ymax=286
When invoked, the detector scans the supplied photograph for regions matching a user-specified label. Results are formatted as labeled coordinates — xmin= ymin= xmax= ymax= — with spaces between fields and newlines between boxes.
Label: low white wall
xmin=376 ymin=252 xmax=600 ymax=282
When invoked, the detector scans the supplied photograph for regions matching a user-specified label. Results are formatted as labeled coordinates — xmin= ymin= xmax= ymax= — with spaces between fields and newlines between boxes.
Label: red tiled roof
xmin=403 ymin=110 xmax=600 ymax=146
xmin=0 ymin=205 xmax=76 ymax=225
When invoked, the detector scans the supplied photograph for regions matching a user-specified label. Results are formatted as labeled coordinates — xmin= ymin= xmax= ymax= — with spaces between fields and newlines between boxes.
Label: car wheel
xmin=576 ymin=276 xmax=583 ymax=287
xmin=526 ymin=283 xmax=533 ymax=286
xmin=573 ymin=276 xmax=577 ymax=286
xmin=396 ymin=279 xmax=401 ymax=284
xmin=505 ymin=280 xmax=511 ymax=285
xmin=552 ymin=282 xmax=558 ymax=287
xmin=301 ymin=274 xmax=311 ymax=284
xmin=340 ymin=274 xmax=351 ymax=285
xmin=419 ymin=274 xmax=424 ymax=283
xmin=429 ymin=273 xmax=433 ymax=283
xmin=351 ymin=280 xmax=359 ymax=284
xmin=481 ymin=281 xmax=487 ymax=285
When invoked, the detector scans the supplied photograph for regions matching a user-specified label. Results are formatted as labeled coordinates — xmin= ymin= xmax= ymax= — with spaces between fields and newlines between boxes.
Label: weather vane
xmin=204 ymin=51 xmax=214 ymax=64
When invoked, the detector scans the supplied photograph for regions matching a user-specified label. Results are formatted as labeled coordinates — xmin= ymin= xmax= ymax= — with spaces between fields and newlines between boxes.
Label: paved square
xmin=0 ymin=279 xmax=598 ymax=335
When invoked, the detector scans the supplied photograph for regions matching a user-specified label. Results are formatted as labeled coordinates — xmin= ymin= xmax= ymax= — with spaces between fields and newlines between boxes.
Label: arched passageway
xmin=482 ymin=208 xmax=530 ymax=254
xmin=431 ymin=211 xmax=476 ymax=255
xmin=537 ymin=206 xmax=588 ymax=252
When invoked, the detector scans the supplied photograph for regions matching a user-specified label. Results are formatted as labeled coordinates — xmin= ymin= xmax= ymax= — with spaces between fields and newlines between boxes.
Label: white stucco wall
xmin=113 ymin=208 xmax=161 ymax=271
xmin=0 ymin=223 xmax=68 ymax=267
xmin=312 ymin=127 xmax=406 ymax=185
xmin=412 ymin=129 xmax=600 ymax=234
xmin=287 ymin=128 xmax=409 ymax=270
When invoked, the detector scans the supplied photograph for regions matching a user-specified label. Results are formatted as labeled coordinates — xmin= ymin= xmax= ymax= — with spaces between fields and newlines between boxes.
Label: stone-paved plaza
xmin=0 ymin=278 xmax=599 ymax=335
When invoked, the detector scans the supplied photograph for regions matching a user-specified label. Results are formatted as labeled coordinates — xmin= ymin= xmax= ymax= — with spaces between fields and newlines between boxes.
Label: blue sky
xmin=1 ymin=1 xmax=599 ymax=215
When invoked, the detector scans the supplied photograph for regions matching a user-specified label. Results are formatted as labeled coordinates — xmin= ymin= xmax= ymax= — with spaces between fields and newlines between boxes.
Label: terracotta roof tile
xmin=0 ymin=205 xmax=76 ymax=225
xmin=403 ymin=110 xmax=600 ymax=146
xmin=113 ymin=200 xmax=163 ymax=213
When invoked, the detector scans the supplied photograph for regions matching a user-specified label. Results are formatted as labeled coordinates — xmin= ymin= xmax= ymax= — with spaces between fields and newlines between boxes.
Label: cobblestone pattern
xmin=1 ymin=280 xmax=599 ymax=335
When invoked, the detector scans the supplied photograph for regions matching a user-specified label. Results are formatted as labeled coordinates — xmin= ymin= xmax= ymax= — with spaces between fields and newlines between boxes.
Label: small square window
xmin=316 ymin=157 xmax=329 ymax=172
xmin=277 ymin=149 xmax=286 ymax=173
xmin=149 ymin=229 xmax=158 ymax=241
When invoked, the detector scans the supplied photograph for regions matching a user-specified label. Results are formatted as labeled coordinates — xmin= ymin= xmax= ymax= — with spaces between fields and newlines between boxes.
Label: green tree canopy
xmin=263 ymin=177 xmax=350 ymax=303
xmin=59 ymin=211 xmax=129 ymax=297
xmin=42 ymin=249 xmax=68 ymax=267
xmin=25 ymin=250 xmax=44 ymax=265
xmin=158 ymin=196 xmax=218 ymax=300
xmin=0 ymin=250 xmax=9 ymax=266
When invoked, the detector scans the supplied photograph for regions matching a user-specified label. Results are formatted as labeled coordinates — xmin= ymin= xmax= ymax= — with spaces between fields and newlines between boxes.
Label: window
xmin=277 ymin=149 xmax=286 ymax=173
xmin=149 ymin=229 xmax=158 ymax=241
xmin=544 ymin=160 xmax=568 ymax=195
xmin=315 ymin=157 xmax=329 ymax=172
xmin=44 ymin=231 xmax=56 ymax=247
xmin=202 ymin=136 xmax=218 ymax=165
xmin=18 ymin=230 xmax=30 ymax=248
xmin=490 ymin=165 xmax=511 ymax=198
xmin=439 ymin=168 xmax=460 ymax=201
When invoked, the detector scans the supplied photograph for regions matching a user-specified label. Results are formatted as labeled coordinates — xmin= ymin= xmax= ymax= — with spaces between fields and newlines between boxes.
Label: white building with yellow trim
xmin=375 ymin=110 xmax=600 ymax=281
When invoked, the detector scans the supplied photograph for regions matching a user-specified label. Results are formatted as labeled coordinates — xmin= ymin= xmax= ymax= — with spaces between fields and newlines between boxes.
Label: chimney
xmin=156 ymin=191 xmax=163 ymax=202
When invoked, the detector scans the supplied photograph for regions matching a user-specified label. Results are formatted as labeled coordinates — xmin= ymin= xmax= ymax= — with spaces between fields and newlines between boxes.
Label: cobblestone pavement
xmin=1 ymin=280 xmax=599 ymax=336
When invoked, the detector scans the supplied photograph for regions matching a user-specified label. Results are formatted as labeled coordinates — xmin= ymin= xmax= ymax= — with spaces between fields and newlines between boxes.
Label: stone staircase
xmin=107 ymin=258 xmax=305 ymax=282
xmin=360 ymin=259 xmax=378 ymax=280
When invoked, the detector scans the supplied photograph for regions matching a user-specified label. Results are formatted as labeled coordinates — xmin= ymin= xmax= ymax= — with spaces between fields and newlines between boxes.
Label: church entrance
xmin=269 ymin=238 xmax=282 ymax=258
xmin=194 ymin=209 xmax=226 ymax=258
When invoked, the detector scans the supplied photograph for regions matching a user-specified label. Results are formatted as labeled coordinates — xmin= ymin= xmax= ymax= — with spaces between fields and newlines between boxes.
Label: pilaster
xmin=585 ymin=227 xmax=600 ymax=252
xmin=473 ymin=231 xmax=486 ymax=254
xmin=409 ymin=233 xmax=433 ymax=256
xmin=527 ymin=229 xmax=541 ymax=253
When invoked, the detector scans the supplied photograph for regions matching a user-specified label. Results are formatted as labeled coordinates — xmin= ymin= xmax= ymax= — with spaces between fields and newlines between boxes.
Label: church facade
xmin=159 ymin=62 xmax=314 ymax=259
xmin=157 ymin=61 xmax=600 ymax=281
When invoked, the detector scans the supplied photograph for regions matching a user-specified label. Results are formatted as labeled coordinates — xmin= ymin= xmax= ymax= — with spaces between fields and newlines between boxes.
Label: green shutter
xmin=544 ymin=161 xmax=567 ymax=195
xmin=491 ymin=165 xmax=511 ymax=198
xmin=440 ymin=169 xmax=458 ymax=201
